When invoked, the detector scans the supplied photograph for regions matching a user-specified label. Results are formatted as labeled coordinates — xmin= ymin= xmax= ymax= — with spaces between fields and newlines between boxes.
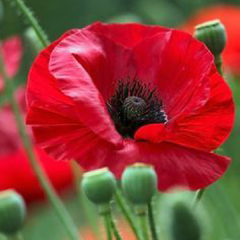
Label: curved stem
xmin=114 ymin=188 xmax=142 ymax=240
xmin=103 ymin=215 xmax=112 ymax=240
xmin=109 ymin=212 xmax=122 ymax=240
xmin=0 ymin=52 xmax=79 ymax=240
xmin=148 ymin=201 xmax=159 ymax=240
xmin=7 ymin=0 xmax=50 ymax=48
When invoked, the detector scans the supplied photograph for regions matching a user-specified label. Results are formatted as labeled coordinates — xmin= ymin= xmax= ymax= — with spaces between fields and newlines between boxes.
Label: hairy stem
xmin=7 ymin=0 xmax=50 ymax=48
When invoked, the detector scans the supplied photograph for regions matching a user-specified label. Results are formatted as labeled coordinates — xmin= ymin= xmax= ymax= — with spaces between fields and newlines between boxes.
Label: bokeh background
xmin=0 ymin=0 xmax=240 ymax=239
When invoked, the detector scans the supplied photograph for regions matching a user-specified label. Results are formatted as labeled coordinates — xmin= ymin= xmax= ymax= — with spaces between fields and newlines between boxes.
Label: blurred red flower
xmin=0 ymin=37 xmax=73 ymax=203
xmin=26 ymin=22 xmax=234 ymax=191
xmin=182 ymin=4 xmax=240 ymax=75
xmin=0 ymin=148 xmax=73 ymax=203
xmin=0 ymin=36 xmax=22 ymax=91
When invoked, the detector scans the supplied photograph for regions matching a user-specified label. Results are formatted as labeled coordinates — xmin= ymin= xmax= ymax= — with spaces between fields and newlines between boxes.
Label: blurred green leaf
xmin=136 ymin=0 xmax=185 ymax=27
xmin=108 ymin=13 xmax=142 ymax=23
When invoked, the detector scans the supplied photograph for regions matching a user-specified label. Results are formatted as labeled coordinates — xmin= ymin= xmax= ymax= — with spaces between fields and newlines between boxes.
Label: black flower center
xmin=107 ymin=79 xmax=167 ymax=138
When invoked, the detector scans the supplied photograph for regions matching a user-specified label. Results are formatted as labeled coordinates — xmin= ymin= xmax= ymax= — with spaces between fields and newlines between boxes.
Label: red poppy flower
xmin=26 ymin=22 xmax=234 ymax=191
xmin=0 ymin=36 xmax=22 ymax=91
xmin=0 ymin=148 xmax=73 ymax=203
xmin=182 ymin=4 xmax=240 ymax=75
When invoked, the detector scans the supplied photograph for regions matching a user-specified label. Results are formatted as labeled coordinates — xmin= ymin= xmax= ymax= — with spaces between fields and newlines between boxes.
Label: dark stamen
xmin=107 ymin=79 xmax=167 ymax=138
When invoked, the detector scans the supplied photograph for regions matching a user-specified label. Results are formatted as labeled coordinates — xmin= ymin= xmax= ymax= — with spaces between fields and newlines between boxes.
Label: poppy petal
xmin=76 ymin=140 xmax=230 ymax=191
xmin=134 ymin=63 xmax=234 ymax=152
xmin=86 ymin=22 xmax=170 ymax=48
xmin=132 ymin=30 xmax=213 ymax=120
xmin=134 ymin=123 xmax=166 ymax=143
xmin=27 ymin=104 xmax=107 ymax=161
xmin=27 ymin=29 xmax=122 ymax=149
xmin=50 ymin=29 xmax=137 ymax=101
xmin=164 ymin=67 xmax=235 ymax=151
xmin=26 ymin=30 xmax=78 ymax=109
xmin=49 ymin=30 xmax=135 ymax=146
xmin=135 ymin=142 xmax=230 ymax=191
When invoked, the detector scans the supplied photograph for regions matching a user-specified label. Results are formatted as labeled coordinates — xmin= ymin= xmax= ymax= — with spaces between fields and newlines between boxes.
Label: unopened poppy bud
xmin=194 ymin=19 xmax=227 ymax=56
xmin=122 ymin=163 xmax=157 ymax=215
xmin=169 ymin=201 xmax=202 ymax=240
xmin=81 ymin=168 xmax=116 ymax=215
xmin=0 ymin=190 xmax=26 ymax=235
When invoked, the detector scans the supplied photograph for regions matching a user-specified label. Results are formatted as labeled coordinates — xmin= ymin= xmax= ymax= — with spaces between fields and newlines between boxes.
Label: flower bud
xmin=194 ymin=19 xmax=227 ymax=56
xmin=122 ymin=163 xmax=157 ymax=214
xmin=170 ymin=201 xmax=202 ymax=240
xmin=81 ymin=168 xmax=116 ymax=215
xmin=0 ymin=190 xmax=26 ymax=235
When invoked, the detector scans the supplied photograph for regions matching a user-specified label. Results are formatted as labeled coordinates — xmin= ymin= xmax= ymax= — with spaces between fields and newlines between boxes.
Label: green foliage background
xmin=0 ymin=0 xmax=240 ymax=239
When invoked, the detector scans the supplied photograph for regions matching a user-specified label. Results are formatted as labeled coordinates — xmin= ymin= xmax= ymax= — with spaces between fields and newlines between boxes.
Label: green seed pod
xmin=123 ymin=96 xmax=147 ymax=120
xmin=0 ymin=190 xmax=26 ymax=235
xmin=170 ymin=201 xmax=202 ymax=240
xmin=81 ymin=168 xmax=116 ymax=214
xmin=194 ymin=19 xmax=227 ymax=56
xmin=122 ymin=163 xmax=157 ymax=214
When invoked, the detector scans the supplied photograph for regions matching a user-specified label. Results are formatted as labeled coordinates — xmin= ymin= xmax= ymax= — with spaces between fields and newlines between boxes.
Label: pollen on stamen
xmin=106 ymin=78 xmax=167 ymax=138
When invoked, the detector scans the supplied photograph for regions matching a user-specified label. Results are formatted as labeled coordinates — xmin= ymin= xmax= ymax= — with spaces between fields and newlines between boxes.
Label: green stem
xmin=7 ymin=0 xmax=50 ymax=48
xmin=0 ymin=51 xmax=79 ymax=240
xmin=103 ymin=215 xmax=112 ymax=240
xmin=7 ymin=232 xmax=24 ymax=240
xmin=148 ymin=201 xmax=159 ymax=240
xmin=114 ymin=188 xmax=142 ymax=240
xmin=109 ymin=212 xmax=122 ymax=240
xmin=138 ymin=214 xmax=149 ymax=240
xmin=214 ymin=54 xmax=223 ymax=75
